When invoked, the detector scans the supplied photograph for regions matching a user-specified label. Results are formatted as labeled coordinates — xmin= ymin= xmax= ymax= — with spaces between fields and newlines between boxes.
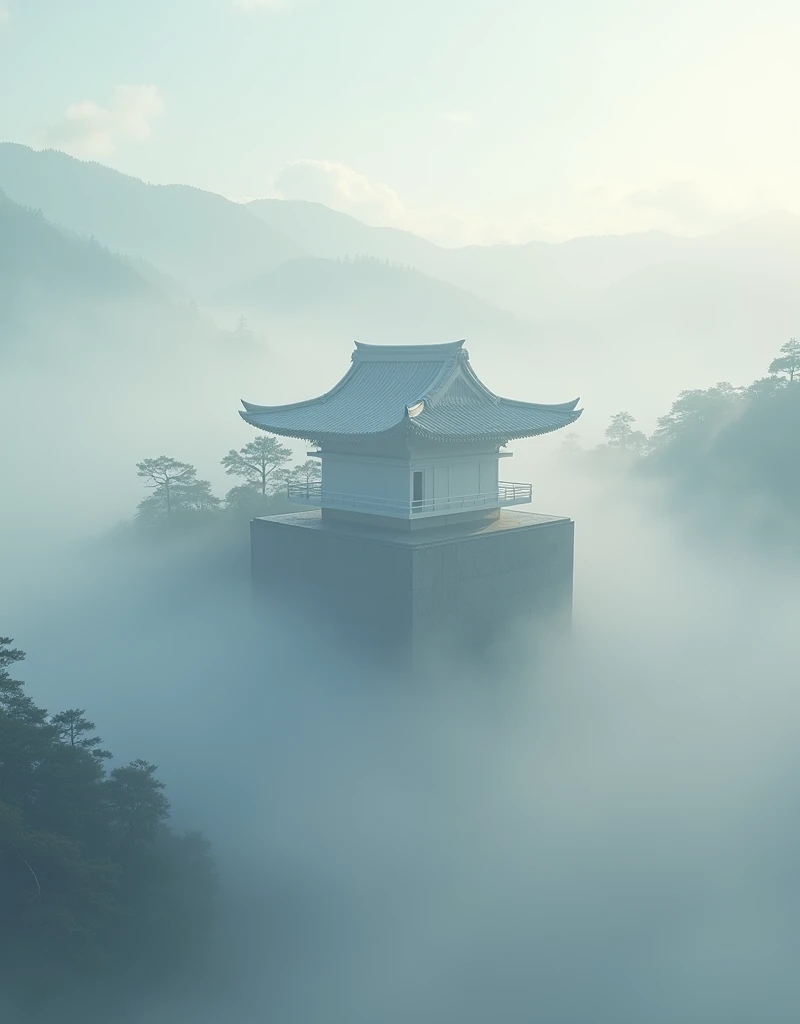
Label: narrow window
xmin=412 ymin=471 xmax=424 ymax=511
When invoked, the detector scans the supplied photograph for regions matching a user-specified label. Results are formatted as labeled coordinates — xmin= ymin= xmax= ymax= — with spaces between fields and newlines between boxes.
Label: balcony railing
xmin=286 ymin=481 xmax=532 ymax=519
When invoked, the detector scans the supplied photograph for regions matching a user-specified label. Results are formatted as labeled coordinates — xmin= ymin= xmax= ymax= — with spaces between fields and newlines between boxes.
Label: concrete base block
xmin=251 ymin=509 xmax=575 ymax=667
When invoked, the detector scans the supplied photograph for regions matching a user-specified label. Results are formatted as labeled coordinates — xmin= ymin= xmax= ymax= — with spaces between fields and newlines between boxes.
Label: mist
xmin=4 ymin=447 xmax=799 ymax=1022
xmin=4 ymin=18 xmax=800 ymax=1014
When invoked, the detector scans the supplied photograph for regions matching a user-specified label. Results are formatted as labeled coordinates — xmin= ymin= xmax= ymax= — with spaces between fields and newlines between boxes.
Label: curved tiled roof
xmin=240 ymin=340 xmax=581 ymax=443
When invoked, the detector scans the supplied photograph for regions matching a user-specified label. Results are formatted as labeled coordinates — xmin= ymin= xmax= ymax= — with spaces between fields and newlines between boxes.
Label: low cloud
xmin=11 ymin=469 xmax=800 ymax=1024
xmin=274 ymin=159 xmax=407 ymax=227
xmin=267 ymin=163 xmax=789 ymax=244
xmin=269 ymin=157 xmax=560 ymax=246
xmin=44 ymin=85 xmax=164 ymax=160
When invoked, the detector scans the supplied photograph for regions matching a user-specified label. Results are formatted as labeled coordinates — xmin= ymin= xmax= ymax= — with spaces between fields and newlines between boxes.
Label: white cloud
xmin=274 ymin=159 xmax=407 ymax=227
xmin=264 ymin=160 xmax=795 ymax=246
xmin=0 ymin=6 xmax=9 ymax=27
xmin=268 ymin=158 xmax=565 ymax=246
xmin=44 ymin=85 xmax=164 ymax=159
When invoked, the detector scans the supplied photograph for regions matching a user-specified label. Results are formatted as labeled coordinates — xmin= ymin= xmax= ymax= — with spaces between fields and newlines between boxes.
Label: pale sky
xmin=2 ymin=0 xmax=800 ymax=244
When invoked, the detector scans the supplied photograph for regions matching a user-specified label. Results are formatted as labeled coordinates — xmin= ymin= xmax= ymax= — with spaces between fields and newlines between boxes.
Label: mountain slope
xmin=247 ymin=196 xmax=800 ymax=334
xmin=1 ymin=190 xmax=174 ymax=355
xmin=247 ymin=197 xmax=442 ymax=268
xmin=0 ymin=144 xmax=304 ymax=296
xmin=6 ymin=146 xmax=800 ymax=441
xmin=244 ymin=196 xmax=800 ymax=422
xmin=245 ymin=197 xmax=694 ymax=318
xmin=0 ymin=192 xmax=259 ymax=536
xmin=218 ymin=255 xmax=538 ymax=346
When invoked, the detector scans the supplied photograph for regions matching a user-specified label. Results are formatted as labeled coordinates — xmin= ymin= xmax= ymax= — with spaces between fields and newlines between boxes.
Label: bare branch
xmin=11 ymin=843 xmax=42 ymax=905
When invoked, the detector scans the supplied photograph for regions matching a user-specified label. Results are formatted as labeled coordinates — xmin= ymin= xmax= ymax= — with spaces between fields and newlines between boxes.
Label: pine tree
xmin=135 ymin=457 xmax=219 ymax=523
xmin=136 ymin=457 xmax=195 ymax=520
xmin=289 ymin=459 xmax=321 ymax=494
xmin=0 ymin=637 xmax=217 ymax=1014
xmin=221 ymin=436 xmax=292 ymax=497
xmin=106 ymin=760 xmax=170 ymax=843
xmin=51 ymin=709 xmax=112 ymax=759
xmin=604 ymin=411 xmax=649 ymax=453
xmin=768 ymin=337 xmax=800 ymax=383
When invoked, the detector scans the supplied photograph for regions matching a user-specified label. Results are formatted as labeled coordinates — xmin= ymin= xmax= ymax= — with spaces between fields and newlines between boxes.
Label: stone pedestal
xmin=251 ymin=509 xmax=575 ymax=666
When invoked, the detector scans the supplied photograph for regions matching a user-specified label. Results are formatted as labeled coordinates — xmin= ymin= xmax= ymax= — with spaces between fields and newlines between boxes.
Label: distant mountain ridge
xmin=0 ymin=144 xmax=304 ymax=297
xmin=0 ymin=190 xmax=259 ymax=536
xmin=246 ymin=197 xmax=441 ymax=269
xmin=0 ymin=189 xmax=221 ymax=365
xmin=247 ymin=191 xmax=800 ymax=412
xmin=1 ymin=189 xmax=160 ymax=340
xmin=6 ymin=142 xmax=800 ymax=330
xmin=3 ymin=143 xmax=800 ymax=435
xmin=246 ymin=196 xmax=800 ymax=323
xmin=219 ymin=254 xmax=536 ymax=347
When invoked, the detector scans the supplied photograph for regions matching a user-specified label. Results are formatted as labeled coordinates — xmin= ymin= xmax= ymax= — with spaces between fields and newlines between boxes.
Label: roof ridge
xmin=353 ymin=340 xmax=465 ymax=361
xmin=239 ymin=340 xmax=583 ymax=443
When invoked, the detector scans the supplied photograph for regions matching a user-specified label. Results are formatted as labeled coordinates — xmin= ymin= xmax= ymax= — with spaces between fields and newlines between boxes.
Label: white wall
xmin=447 ymin=461 xmax=480 ymax=498
xmin=433 ymin=464 xmax=449 ymax=501
xmin=479 ymin=456 xmax=499 ymax=494
xmin=410 ymin=451 xmax=500 ymax=504
xmin=322 ymin=455 xmax=409 ymax=504
xmin=320 ymin=447 xmax=504 ymax=514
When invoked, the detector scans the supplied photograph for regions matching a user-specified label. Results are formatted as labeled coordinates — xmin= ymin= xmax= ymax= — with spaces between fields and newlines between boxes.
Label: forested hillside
xmin=0 ymin=192 xmax=268 ymax=541
xmin=247 ymin=196 xmax=442 ymax=269
xmin=574 ymin=339 xmax=800 ymax=554
xmin=0 ymin=144 xmax=303 ymax=294
xmin=219 ymin=254 xmax=535 ymax=346
xmin=0 ymin=637 xmax=217 ymax=1023
xmin=0 ymin=190 xmax=224 ymax=364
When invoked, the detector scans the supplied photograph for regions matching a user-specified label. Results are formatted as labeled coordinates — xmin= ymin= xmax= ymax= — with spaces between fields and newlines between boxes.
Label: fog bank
xmin=5 ymin=470 xmax=799 ymax=1023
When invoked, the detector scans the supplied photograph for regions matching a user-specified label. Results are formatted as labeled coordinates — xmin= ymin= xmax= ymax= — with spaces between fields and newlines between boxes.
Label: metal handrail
xmin=286 ymin=480 xmax=532 ymax=518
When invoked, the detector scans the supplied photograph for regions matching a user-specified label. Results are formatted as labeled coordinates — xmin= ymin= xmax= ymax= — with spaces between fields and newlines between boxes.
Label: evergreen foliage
xmin=127 ymin=438 xmax=301 ymax=539
xmin=577 ymin=339 xmax=800 ymax=551
xmin=221 ymin=436 xmax=293 ymax=497
xmin=289 ymin=459 xmax=322 ymax=490
xmin=0 ymin=638 xmax=216 ymax=1020
xmin=232 ymin=314 xmax=257 ymax=345
xmin=604 ymin=411 xmax=649 ymax=454
xmin=136 ymin=456 xmax=220 ymax=525
xmin=768 ymin=337 xmax=800 ymax=383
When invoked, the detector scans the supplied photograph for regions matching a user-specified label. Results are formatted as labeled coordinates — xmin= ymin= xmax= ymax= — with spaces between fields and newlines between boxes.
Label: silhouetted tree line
xmin=229 ymin=314 xmax=261 ymax=347
xmin=562 ymin=338 xmax=800 ymax=548
xmin=0 ymin=637 xmax=216 ymax=1021
xmin=133 ymin=436 xmax=320 ymax=528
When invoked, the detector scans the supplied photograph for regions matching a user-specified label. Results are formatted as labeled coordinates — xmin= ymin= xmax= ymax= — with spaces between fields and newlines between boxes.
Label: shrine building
xmin=240 ymin=340 xmax=582 ymax=662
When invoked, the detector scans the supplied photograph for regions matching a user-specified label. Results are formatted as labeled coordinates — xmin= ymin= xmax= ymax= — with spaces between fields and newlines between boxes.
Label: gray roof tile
xmin=241 ymin=340 xmax=581 ymax=443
